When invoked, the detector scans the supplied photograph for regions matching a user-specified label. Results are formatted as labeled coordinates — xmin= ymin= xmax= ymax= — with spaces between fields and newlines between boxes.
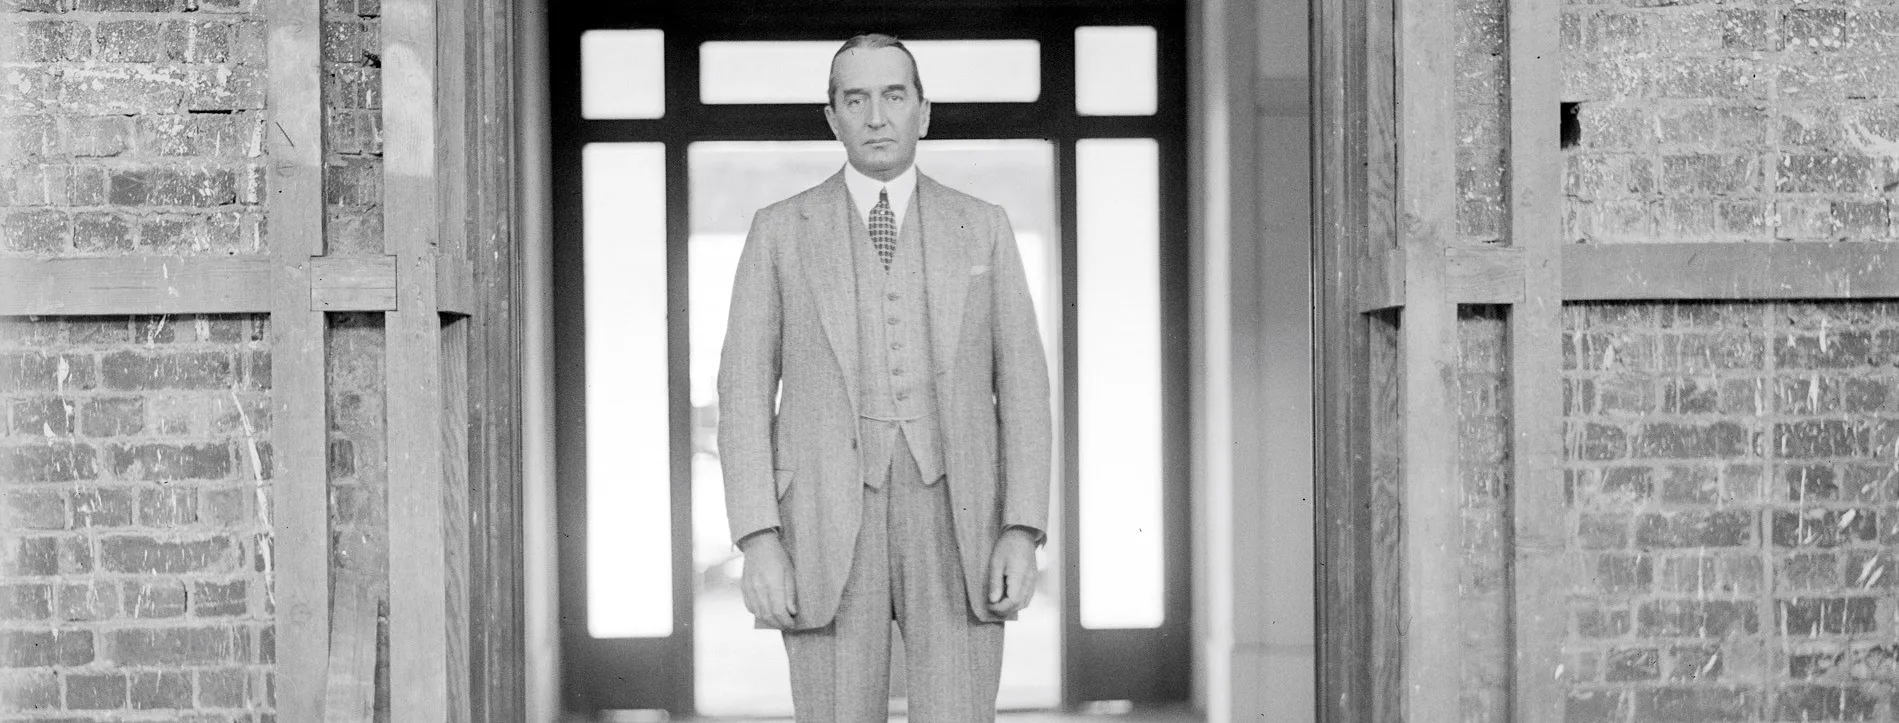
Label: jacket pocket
xmin=772 ymin=468 xmax=795 ymax=500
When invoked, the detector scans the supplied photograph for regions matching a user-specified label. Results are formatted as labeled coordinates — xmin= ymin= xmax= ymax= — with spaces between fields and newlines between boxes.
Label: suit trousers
xmin=782 ymin=429 xmax=1005 ymax=722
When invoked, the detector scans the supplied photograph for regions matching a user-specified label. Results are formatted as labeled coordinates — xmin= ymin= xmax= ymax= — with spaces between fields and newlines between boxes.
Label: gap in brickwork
xmin=1560 ymin=300 xmax=1899 ymax=722
xmin=1454 ymin=0 xmax=1510 ymax=245
xmin=0 ymin=315 xmax=275 ymax=714
xmin=1456 ymin=305 xmax=1513 ymax=723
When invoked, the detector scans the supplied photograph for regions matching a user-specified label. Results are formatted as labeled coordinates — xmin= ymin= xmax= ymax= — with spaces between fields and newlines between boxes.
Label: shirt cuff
xmin=1003 ymin=524 xmax=1046 ymax=547
xmin=735 ymin=526 xmax=780 ymax=551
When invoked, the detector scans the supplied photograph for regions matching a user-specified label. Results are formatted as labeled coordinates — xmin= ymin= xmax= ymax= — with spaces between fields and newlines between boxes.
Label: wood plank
xmin=435 ymin=255 xmax=475 ymax=317
xmin=1356 ymin=246 xmax=1405 ymax=312
xmin=1395 ymin=0 xmax=1464 ymax=712
xmin=441 ymin=320 xmax=473 ymax=723
xmin=1508 ymin=0 xmax=1568 ymax=717
xmin=265 ymin=0 xmax=329 ymax=719
xmin=1366 ymin=311 xmax=1404 ymax=723
xmin=311 ymin=256 xmax=399 ymax=311
xmin=0 ymin=256 xmax=271 ymax=316
xmin=1445 ymin=245 xmax=1523 ymax=304
xmin=1564 ymin=242 xmax=1899 ymax=301
xmin=383 ymin=0 xmax=461 ymax=719
xmin=322 ymin=578 xmax=379 ymax=723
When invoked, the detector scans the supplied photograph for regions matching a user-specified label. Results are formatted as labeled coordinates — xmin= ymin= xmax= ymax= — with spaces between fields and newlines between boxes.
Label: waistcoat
xmin=848 ymin=190 xmax=944 ymax=487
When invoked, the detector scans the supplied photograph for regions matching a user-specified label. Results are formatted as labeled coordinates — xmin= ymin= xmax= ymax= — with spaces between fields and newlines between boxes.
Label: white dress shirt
xmin=842 ymin=162 xmax=917 ymax=232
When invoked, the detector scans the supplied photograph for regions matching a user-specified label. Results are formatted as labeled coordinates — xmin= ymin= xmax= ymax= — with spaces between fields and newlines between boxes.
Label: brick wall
xmin=1457 ymin=0 xmax=1508 ymax=244
xmin=1563 ymin=1 xmax=1899 ymax=243
xmin=1458 ymin=306 xmax=1513 ymax=723
xmin=1562 ymin=302 xmax=1898 ymax=722
xmin=0 ymin=0 xmax=275 ymax=719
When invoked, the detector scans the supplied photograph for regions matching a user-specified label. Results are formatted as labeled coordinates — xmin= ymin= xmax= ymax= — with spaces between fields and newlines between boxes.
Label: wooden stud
xmin=0 ymin=256 xmax=271 ymax=316
xmin=1565 ymin=242 xmax=1899 ymax=301
xmin=1508 ymin=0 xmax=1568 ymax=715
xmin=383 ymin=0 xmax=466 ymax=719
xmin=1444 ymin=245 xmax=1525 ymax=305
xmin=1357 ymin=247 xmax=1405 ymax=312
xmin=1395 ymin=0 xmax=1464 ymax=715
xmin=265 ymin=0 xmax=329 ymax=719
xmin=311 ymin=256 xmax=399 ymax=311
xmin=435 ymin=255 xmax=475 ymax=317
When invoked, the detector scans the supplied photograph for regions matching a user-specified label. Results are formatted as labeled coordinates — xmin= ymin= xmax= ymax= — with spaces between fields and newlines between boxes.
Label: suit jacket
xmin=717 ymin=169 xmax=1052 ymax=629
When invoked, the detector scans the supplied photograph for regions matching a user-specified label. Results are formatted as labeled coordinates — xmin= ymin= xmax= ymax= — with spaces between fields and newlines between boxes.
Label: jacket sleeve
xmin=718 ymin=210 xmax=785 ymax=545
xmin=988 ymin=205 xmax=1053 ymax=533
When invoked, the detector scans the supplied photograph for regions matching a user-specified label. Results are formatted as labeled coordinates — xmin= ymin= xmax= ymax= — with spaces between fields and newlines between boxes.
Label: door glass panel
xmin=583 ymin=142 xmax=673 ymax=638
xmin=1076 ymin=138 xmax=1165 ymax=630
xmin=582 ymin=29 xmax=665 ymax=119
xmin=1076 ymin=26 xmax=1158 ymax=116
xmin=700 ymin=40 xmax=1042 ymax=104
xmin=689 ymin=141 xmax=1061 ymax=715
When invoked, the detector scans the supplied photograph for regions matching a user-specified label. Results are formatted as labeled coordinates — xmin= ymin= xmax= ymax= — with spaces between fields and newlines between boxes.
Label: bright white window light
xmin=583 ymin=30 xmax=665 ymax=119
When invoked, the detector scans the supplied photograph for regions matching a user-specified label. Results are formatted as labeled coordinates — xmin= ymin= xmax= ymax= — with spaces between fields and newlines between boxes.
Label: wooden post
xmin=1395 ymin=0 xmax=1464 ymax=717
xmin=384 ymin=0 xmax=470 ymax=719
xmin=1508 ymin=0 xmax=1568 ymax=717
xmin=265 ymin=0 xmax=329 ymax=720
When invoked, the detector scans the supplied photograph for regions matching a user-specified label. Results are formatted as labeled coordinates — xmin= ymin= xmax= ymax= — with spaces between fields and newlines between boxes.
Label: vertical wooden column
xmin=265 ymin=0 xmax=329 ymax=720
xmin=1395 ymin=0 xmax=1463 ymax=717
xmin=1508 ymin=0 xmax=1568 ymax=717
xmin=384 ymin=0 xmax=470 ymax=719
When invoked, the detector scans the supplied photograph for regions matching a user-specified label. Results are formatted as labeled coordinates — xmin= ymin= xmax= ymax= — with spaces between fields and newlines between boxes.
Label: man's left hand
xmin=985 ymin=528 xmax=1039 ymax=616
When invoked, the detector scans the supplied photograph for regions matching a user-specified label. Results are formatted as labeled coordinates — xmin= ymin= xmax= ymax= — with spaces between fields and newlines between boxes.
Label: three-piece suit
xmin=717 ymin=166 xmax=1051 ymax=721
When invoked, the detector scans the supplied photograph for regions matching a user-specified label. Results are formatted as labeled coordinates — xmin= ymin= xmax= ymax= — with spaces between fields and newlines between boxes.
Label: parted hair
xmin=827 ymin=33 xmax=925 ymax=106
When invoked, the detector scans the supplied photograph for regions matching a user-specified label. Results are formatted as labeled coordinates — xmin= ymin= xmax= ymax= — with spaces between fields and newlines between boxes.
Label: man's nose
xmin=866 ymin=98 xmax=887 ymax=127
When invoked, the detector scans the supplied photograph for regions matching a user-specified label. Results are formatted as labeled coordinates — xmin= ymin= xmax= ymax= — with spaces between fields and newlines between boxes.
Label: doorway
xmin=548 ymin=3 xmax=1190 ymax=716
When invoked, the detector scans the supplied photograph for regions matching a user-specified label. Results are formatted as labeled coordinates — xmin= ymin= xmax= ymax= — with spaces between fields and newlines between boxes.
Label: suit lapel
xmin=797 ymin=171 xmax=860 ymax=413
xmin=919 ymin=173 xmax=971 ymax=375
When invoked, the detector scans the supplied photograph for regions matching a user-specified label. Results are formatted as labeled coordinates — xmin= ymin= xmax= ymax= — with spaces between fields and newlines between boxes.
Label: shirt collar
xmin=842 ymin=162 xmax=917 ymax=229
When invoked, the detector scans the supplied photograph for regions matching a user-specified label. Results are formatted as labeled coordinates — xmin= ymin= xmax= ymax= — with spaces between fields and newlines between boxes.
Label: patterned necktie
xmin=869 ymin=188 xmax=897 ymax=269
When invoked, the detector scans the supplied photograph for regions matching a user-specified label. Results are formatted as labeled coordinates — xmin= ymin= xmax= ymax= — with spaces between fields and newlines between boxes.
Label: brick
xmin=1661 ymin=154 xmax=1758 ymax=195
xmin=101 ymin=535 xmax=238 ymax=574
xmin=11 ymin=20 xmax=92 ymax=63
xmin=1772 ymin=509 xmax=1880 ymax=548
xmin=1668 ymin=644 xmax=1723 ymax=681
xmin=2 ymin=208 xmax=70 ymax=252
xmin=1632 ymin=421 xmax=1753 ymax=459
xmin=1774 ymin=421 xmax=1873 ymax=459
xmin=1778 ymin=552 xmax=1840 ymax=590
xmin=1 ymin=443 xmax=98 ymax=483
xmin=1634 ymin=686 xmax=1757 ymax=722
xmin=196 ymin=667 xmax=248 ymax=707
xmin=106 ymin=626 xmax=250 ymax=666
xmin=2 ymin=490 xmax=67 ymax=530
xmin=79 ymin=397 xmax=145 ymax=437
xmin=1775 ymin=685 xmax=1881 ymax=721
xmin=0 ymin=537 xmax=58 ymax=577
xmin=72 ymin=487 xmax=135 ymax=527
xmin=125 ymin=579 xmax=187 ymax=618
xmin=193 ymin=579 xmax=247 ymax=617
xmin=56 ymin=582 xmax=119 ymax=622
xmin=1595 ymin=553 xmax=1653 ymax=593
xmin=8 ymin=396 xmax=73 ymax=436
xmin=1580 ymin=513 xmax=1631 ymax=549
xmin=0 ymin=670 xmax=58 ymax=712
xmin=1570 ymin=423 xmax=1629 ymax=461
xmin=58 ymin=66 xmax=193 ymax=114
xmin=1638 ymin=599 xmax=1758 ymax=637
xmin=1656 ymin=465 xmax=1719 ymax=504
xmin=1785 ymin=465 xmax=1839 ymax=501
xmin=1565 ymin=690 xmax=1627 ymax=723
xmin=1578 ymin=605 xmax=1632 ymax=638
xmin=72 ymin=0 xmax=186 ymax=9
xmin=72 ymin=212 xmax=135 ymax=252
xmin=0 ymin=629 xmax=92 ymax=667
xmin=1605 ymin=647 xmax=1659 ymax=681
xmin=138 ymin=485 xmax=197 ymax=526
xmin=97 ymin=20 xmax=186 ymax=63
xmin=130 ymin=670 xmax=192 ymax=709
xmin=102 ymin=350 xmax=237 ymax=390
xmin=0 ymin=584 xmax=50 ymax=621
xmin=1777 ymin=597 xmax=1878 ymax=635
xmin=1636 ymin=509 xmax=1754 ymax=548
xmin=64 ymin=671 xmax=127 ymax=710
xmin=1 ymin=352 xmax=96 ymax=392
xmin=106 ymin=442 xmax=233 ymax=481
xmin=1843 ymin=549 xmax=1893 ymax=588
xmin=140 ymin=113 xmax=257 ymax=157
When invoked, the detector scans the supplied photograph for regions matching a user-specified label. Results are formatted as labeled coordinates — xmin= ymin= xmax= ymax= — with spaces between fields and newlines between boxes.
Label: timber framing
xmin=1351 ymin=241 xmax=1899 ymax=313
xmin=0 ymin=255 xmax=477 ymax=315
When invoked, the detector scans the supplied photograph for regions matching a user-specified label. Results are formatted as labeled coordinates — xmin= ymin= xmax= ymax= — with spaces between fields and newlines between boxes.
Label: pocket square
xmin=970 ymin=265 xmax=990 ymax=275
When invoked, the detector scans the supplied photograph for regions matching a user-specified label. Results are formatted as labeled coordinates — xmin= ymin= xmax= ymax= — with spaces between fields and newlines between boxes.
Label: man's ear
xmin=917 ymin=98 xmax=931 ymax=138
xmin=822 ymin=103 xmax=841 ymax=139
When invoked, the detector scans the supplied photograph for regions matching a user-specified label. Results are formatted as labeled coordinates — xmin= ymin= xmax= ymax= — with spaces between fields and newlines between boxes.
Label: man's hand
xmin=739 ymin=531 xmax=798 ymax=629
xmin=985 ymin=528 xmax=1040 ymax=617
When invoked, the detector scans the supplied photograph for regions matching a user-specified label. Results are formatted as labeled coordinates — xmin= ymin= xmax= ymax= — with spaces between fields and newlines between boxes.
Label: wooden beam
xmin=265 ymin=0 xmax=329 ymax=718
xmin=1507 ymin=0 xmax=1567 ymax=714
xmin=1445 ymin=245 xmax=1523 ymax=304
xmin=1357 ymin=246 xmax=1404 ymax=312
xmin=1396 ymin=0 xmax=1464 ymax=714
xmin=0 ymin=256 xmax=271 ymax=316
xmin=311 ymin=256 xmax=399 ymax=311
xmin=1564 ymin=242 xmax=1899 ymax=301
xmin=384 ymin=0 xmax=466 ymax=720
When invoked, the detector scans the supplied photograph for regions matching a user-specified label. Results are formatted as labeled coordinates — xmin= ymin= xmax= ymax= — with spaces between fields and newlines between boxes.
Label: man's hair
xmin=827 ymin=33 xmax=925 ymax=107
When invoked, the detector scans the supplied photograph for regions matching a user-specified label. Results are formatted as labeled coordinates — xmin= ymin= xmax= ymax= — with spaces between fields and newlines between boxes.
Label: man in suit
xmin=717 ymin=33 xmax=1051 ymax=722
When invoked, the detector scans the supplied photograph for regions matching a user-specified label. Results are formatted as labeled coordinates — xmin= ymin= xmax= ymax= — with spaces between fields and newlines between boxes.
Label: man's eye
xmin=848 ymin=98 xmax=863 ymax=108
xmin=886 ymin=94 xmax=904 ymax=103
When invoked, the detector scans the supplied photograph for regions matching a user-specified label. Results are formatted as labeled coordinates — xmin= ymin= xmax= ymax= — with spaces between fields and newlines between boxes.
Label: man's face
xmin=824 ymin=47 xmax=931 ymax=182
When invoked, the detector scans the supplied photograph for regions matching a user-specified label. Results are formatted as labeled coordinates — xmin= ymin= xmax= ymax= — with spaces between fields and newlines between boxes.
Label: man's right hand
xmin=739 ymin=531 xmax=798 ymax=629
